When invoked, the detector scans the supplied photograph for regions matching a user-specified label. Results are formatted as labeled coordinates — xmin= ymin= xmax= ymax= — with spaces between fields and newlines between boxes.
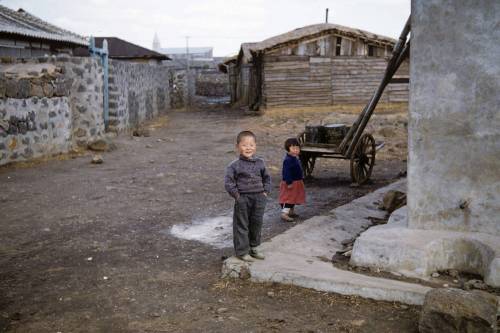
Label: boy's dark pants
xmin=233 ymin=193 xmax=267 ymax=256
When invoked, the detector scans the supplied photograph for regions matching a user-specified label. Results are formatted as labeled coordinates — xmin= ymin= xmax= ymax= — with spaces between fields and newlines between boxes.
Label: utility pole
xmin=185 ymin=36 xmax=190 ymax=110
xmin=325 ymin=8 xmax=329 ymax=23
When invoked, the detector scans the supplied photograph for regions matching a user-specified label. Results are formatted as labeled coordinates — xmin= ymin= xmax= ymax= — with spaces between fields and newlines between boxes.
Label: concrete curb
xmin=222 ymin=179 xmax=433 ymax=305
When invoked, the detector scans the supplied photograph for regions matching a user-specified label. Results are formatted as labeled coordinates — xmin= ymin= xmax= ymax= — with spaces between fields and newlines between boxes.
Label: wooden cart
xmin=296 ymin=17 xmax=411 ymax=185
xmin=297 ymin=128 xmax=381 ymax=185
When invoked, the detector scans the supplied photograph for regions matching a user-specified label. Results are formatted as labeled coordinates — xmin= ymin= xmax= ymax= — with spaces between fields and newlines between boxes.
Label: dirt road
xmin=0 ymin=107 xmax=417 ymax=332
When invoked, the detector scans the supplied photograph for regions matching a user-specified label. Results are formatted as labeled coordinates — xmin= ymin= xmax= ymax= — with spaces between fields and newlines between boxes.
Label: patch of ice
xmin=170 ymin=216 xmax=233 ymax=248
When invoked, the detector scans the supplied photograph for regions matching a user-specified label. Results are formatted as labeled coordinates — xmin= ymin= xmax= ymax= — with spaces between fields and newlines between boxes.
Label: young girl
xmin=279 ymin=138 xmax=306 ymax=222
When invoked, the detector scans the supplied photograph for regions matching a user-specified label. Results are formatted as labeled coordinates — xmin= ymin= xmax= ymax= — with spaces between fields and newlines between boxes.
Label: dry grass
xmin=143 ymin=115 xmax=169 ymax=129
xmin=263 ymin=102 xmax=408 ymax=117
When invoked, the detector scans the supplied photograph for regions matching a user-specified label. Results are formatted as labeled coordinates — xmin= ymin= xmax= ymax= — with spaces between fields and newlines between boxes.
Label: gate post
xmin=89 ymin=36 xmax=109 ymax=130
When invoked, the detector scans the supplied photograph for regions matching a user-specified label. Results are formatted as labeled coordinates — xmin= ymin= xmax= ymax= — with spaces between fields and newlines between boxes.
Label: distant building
xmin=161 ymin=47 xmax=213 ymax=61
xmin=151 ymin=34 xmax=213 ymax=61
xmin=0 ymin=5 xmax=87 ymax=57
xmin=152 ymin=32 xmax=161 ymax=53
xmin=75 ymin=37 xmax=170 ymax=64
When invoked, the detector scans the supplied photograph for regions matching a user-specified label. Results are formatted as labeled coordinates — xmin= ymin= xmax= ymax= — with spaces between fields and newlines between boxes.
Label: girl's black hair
xmin=284 ymin=138 xmax=300 ymax=151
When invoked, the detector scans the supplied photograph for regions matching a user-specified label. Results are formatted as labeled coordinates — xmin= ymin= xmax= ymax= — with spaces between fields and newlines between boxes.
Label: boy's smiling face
xmin=237 ymin=135 xmax=256 ymax=159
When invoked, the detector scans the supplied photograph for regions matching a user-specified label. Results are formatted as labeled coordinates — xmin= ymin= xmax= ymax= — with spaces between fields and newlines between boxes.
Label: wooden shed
xmin=226 ymin=23 xmax=409 ymax=110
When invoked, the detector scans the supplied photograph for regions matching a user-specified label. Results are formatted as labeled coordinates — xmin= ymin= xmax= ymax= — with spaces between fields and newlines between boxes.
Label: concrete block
xmin=221 ymin=180 xmax=436 ymax=305
xmin=350 ymin=211 xmax=500 ymax=287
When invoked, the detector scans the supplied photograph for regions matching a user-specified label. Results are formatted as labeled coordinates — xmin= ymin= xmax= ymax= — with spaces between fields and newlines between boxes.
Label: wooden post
xmin=89 ymin=36 xmax=109 ymax=130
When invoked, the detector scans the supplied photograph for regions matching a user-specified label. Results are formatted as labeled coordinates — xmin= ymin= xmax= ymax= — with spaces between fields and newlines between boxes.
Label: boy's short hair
xmin=284 ymin=137 xmax=300 ymax=151
xmin=236 ymin=130 xmax=256 ymax=144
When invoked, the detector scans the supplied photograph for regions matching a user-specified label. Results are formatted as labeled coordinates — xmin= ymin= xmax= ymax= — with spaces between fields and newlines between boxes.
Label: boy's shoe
xmin=237 ymin=254 xmax=255 ymax=262
xmin=281 ymin=213 xmax=295 ymax=222
xmin=249 ymin=248 xmax=265 ymax=260
xmin=289 ymin=209 xmax=299 ymax=218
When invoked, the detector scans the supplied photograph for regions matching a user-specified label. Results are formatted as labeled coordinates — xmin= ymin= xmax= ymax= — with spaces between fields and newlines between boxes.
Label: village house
xmin=74 ymin=37 xmax=170 ymax=65
xmin=0 ymin=5 xmax=87 ymax=57
xmin=222 ymin=23 xmax=409 ymax=110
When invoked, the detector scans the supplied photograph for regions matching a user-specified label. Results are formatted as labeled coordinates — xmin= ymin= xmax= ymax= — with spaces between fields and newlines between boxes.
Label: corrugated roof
xmin=93 ymin=37 xmax=169 ymax=60
xmin=252 ymin=23 xmax=396 ymax=53
xmin=0 ymin=5 xmax=88 ymax=46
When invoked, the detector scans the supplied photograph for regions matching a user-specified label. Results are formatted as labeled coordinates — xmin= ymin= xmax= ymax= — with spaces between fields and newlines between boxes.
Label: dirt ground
xmin=0 ymin=105 xmax=419 ymax=333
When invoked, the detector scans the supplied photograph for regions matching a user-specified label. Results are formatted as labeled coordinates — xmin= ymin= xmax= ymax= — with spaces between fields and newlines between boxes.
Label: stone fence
xmin=195 ymin=70 xmax=229 ymax=97
xmin=107 ymin=60 xmax=170 ymax=132
xmin=0 ymin=55 xmax=229 ymax=166
xmin=0 ymin=56 xmax=104 ymax=165
xmin=0 ymin=56 xmax=172 ymax=166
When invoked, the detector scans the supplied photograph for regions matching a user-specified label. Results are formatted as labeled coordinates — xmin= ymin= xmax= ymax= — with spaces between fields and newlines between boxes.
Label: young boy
xmin=224 ymin=131 xmax=271 ymax=262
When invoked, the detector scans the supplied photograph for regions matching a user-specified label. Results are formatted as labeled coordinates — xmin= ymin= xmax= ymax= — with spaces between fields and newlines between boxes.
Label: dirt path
xmin=0 ymin=108 xmax=417 ymax=332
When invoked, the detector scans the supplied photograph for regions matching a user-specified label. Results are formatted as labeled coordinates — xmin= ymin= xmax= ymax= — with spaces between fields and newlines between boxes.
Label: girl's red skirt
xmin=278 ymin=180 xmax=306 ymax=205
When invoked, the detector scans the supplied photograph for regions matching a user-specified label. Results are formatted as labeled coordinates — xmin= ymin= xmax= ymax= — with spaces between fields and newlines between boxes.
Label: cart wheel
xmin=300 ymin=153 xmax=316 ymax=178
xmin=297 ymin=131 xmax=306 ymax=145
xmin=350 ymin=133 xmax=376 ymax=185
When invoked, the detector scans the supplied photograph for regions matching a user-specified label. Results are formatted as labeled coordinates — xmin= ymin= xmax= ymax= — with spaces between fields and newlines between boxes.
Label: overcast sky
xmin=1 ymin=0 xmax=410 ymax=56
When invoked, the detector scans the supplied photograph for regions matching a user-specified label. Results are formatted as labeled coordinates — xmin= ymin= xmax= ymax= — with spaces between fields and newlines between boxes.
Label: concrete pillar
xmin=408 ymin=0 xmax=500 ymax=235
xmin=350 ymin=0 xmax=500 ymax=287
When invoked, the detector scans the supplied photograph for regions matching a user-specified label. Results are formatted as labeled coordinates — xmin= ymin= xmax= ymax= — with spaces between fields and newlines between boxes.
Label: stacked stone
xmin=195 ymin=71 xmax=229 ymax=97
xmin=106 ymin=59 xmax=170 ymax=133
xmin=0 ymin=56 xmax=104 ymax=166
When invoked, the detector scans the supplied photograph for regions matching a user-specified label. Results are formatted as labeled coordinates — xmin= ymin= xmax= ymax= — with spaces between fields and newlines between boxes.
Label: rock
xmin=75 ymin=128 xmax=87 ymax=137
xmin=379 ymin=190 xmax=406 ymax=213
xmin=343 ymin=250 xmax=352 ymax=257
xmin=341 ymin=238 xmax=355 ymax=246
xmin=464 ymin=279 xmax=488 ymax=291
xmin=397 ymin=170 xmax=407 ymax=177
xmin=216 ymin=307 xmax=228 ymax=314
xmin=91 ymin=155 xmax=103 ymax=164
xmin=132 ymin=127 xmax=151 ymax=137
xmin=0 ymin=119 xmax=9 ymax=131
xmin=88 ymin=138 xmax=116 ymax=152
xmin=448 ymin=269 xmax=459 ymax=278
xmin=419 ymin=288 xmax=498 ymax=333
xmin=431 ymin=272 xmax=440 ymax=278
xmin=267 ymin=291 xmax=275 ymax=297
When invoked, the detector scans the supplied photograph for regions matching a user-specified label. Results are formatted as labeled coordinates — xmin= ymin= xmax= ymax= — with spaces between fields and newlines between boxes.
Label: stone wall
xmin=195 ymin=70 xmax=229 ymax=97
xmin=408 ymin=0 xmax=500 ymax=235
xmin=108 ymin=60 xmax=170 ymax=132
xmin=169 ymin=69 xmax=195 ymax=109
xmin=0 ymin=97 xmax=71 ymax=162
xmin=0 ymin=56 xmax=104 ymax=166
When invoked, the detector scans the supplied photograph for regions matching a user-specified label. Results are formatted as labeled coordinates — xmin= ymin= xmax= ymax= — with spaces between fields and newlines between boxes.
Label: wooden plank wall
xmin=388 ymin=59 xmax=410 ymax=102
xmin=331 ymin=57 xmax=408 ymax=104
xmin=262 ymin=56 xmax=409 ymax=107
xmin=263 ymin=55 xmax=332 ymax=108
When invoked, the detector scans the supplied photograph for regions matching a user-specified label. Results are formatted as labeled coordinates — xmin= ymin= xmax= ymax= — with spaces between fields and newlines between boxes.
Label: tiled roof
xmin=93 ymin=37 xmax=169 ymax=60
xmin=0 ymin=5 xmax=88 ymax=46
